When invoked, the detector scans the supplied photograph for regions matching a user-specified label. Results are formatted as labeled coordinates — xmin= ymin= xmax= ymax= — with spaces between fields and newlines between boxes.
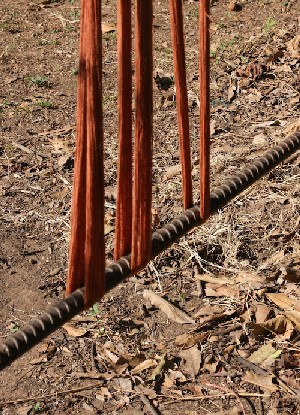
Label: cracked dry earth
xmin=1 ymin=0 xmax=300 ymax=414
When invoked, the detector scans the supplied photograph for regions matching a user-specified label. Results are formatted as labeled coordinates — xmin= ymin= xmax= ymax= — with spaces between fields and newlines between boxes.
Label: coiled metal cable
xmin=1 ymin=131 xmax=299 ymax=370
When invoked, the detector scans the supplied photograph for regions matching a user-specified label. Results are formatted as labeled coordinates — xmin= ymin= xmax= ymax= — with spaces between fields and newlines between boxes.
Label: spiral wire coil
xmin=1 ymin=131 xmax=299 ymax=370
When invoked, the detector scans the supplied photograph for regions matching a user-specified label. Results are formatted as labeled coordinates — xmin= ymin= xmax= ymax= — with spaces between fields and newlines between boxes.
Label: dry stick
xmin=140 ymin=394 xmax=161 ymax=415
xmin=159 ymin=392 xmax=270 ymax=407
xmin=1 ymin=389 xmax=271 ymax=408
xmin=205 ymin=383 xmax=246 ymax=415
xmin=169 ymin=0 xmax=193 ymax=209
xmin=199 ymin=0 xmax=210 ymax=221
xmin=114 ymin=0 xmax=132 ymax=260
xmin=236 ymin=355 xmax=297 ymax=396
xmin=0 ymin=383 xmax=103 ymax=406
xmin=131 ymin=0 xmax=153 ymax=271
xmin=66 ymin=0 xmax=105 ymax=308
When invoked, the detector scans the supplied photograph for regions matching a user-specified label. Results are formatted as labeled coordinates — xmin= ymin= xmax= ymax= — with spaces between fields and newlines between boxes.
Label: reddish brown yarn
xmin=170 ymin=0 xmax=193 ymax=210
xmin=199 ymin=0 xmax=211 ymax=220
xmin=66 ymin=0 xmax=105 ymax=308
xmin=114 ymin=0 xmax=133 ymax=260
xmin=131 ymin=0 xmax=153 ymax=271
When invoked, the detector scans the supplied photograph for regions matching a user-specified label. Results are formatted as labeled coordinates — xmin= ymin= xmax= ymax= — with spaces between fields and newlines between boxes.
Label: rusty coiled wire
xmin=1 ymin=131 xmax=299 ymax=370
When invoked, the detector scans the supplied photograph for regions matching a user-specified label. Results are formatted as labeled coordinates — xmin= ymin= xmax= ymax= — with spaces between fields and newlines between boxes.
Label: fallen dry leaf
xmin=242 ymin=371 xmax=277 ymax=392
xmin=265 ymin=293 xmax=300 ymax=312
xmin=283 ymin=119 xmax=300 ymax=135
xmin=179 ymin=345 xmax=201 ymax=379
xmin=251 ymin=315 xmax=288 ymax=337
xmin=248 ymin=343 xmax=276 ymax=365
xmin=255 ymin=304 xmax=273 ymax=324
xmin=49 ymin=137 xmax=73 ymax=154
xmin=287 ymin=34 xmax=300 ymax=58
xmin=163 ymin=369 xmax=186 ymax=388
xmin=164 ymin=164 xmax=181 ymax=180
xmin=131 ymin=359 xmax=157 ymax=374
xmin=194 ymin=273 xmax=234 ymax=285
xmin=150 ymin=354 xmax=167 ymax=380
xmin=285 ymin=310 xmax=300 ymax=331
xmin=143 ymin=290 xmax=195 ymax=324
xmin=280 ymin=266 xmax=300 ymax=284
xmin=62 ymin=323 xmax=88 ymax=337
xmin=193 ymin=304 xmax=225 ymax=318
xmin=198 ymin=310 xmax=236 ymax=327
xmin=205 ymin=283 xmax=239 ymax=299
xmin=174 ymin=332 xmax=208 ymax=349
xmin=102 ymin=22 xmax=117 ymax=33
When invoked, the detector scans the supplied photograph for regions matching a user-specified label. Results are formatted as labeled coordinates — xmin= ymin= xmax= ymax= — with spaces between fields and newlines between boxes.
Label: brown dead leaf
xmin=205 ymin=283 xmax=239 ymax=299
xmin=174 ymin=332 xmax=208 ymax=349
xmin=62 ymin=323 xmax=88 ymax=337
xmin=104 ymin=223 xmax=114 ymax=236
xmin=179 ymin=345 xmax=201 ymax=379
xmin=285 ymin=310 xmax=300 ymax=331
xmin=102 ymin=22 xmax=117 ymax=33
xmin=131 ymin=359 xmax=157 ymax=374
xmin=251 ymin=315 xmax=288 ymax=337
xmin=202 ymin=355 xmax=218 ymax=374
xmin=143 ymin=290 xmax=195 ymax=324
xmin=16 ymin=406 xmax=32 ymax=415
xmin=284 ymin=119 xmax=300 ymax=135
xmin=237 ymin=63 xmax=267 ymax=80
xmin=255 ymin=304 xmax=273 ymax=324
xmin=198 ymin=310 xmax=236 ymax=327
xmin=134 ymin=384 xmax=157 ymax=399
xmin=163 ymin=369 xmax=186 ymax=388
xmin=164 ymin=164 xmax=181 ymax=180
xmin=281 ymin=266 xmax=300 ymax=283
xmin=150 ymin=354 xmax=167 ymax=380
xmin=102 ymin=348 xmax=119 ymax=364
xmin=193 ymin=304 xmax=225 ymax=318
xmin=242 ymin=371 xmax=277 ymax=392
xmin=287 ymin=34 xmax=300 ymax=58
xmin=265 ymin=47 xmax=284 ymax=63
xmin=210 ymin=120 xmax=216 ymax=136
xmin=114 ymin=377 xmax=133 ymax=392
xmin=49 ymin=137 xmax=72 ymax=154
xmin=265 ymin=293 xmax=300 ymax=312
xmin=248 ymin=343 xmax=276 ymax=365
xmin=194 ymin=273 xmax=234 ymax=285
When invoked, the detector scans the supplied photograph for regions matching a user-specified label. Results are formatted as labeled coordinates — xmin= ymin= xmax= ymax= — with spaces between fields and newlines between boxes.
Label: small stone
xmin=252 ymin=133 xmax=268 ymax=146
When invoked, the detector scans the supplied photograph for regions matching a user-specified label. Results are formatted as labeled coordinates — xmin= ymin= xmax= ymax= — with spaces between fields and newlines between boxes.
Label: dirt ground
xmin=1 ymin=0 xmax=300 ymax=414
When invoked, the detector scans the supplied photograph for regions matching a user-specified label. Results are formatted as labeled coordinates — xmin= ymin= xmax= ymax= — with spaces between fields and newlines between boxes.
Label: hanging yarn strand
xmin=131 ymin=0 xmax=153 ymax=271
xmin=66 ymin=0 xmax=105 ymax=308
xmin=199 ymin=0 xmax=211 ymax=221
xmin=169 ymin=0 xmax=193 ymax=210
xmin=114 ymin=0 xmax=133 ymax=260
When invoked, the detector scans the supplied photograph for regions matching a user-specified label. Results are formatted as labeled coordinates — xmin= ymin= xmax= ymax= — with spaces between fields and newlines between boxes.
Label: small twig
xmin=236 ymin=354 xmax=297 ymax=396
xmin=256 ymin=385 xmax=265 ymax=415
xmin=236 ymin=355 xmax=268 ymax=377
xmin=205 ymin=383 xmax=246 ymax=415
xmin=50 ymin=12 xmax=79 ymax=29
xmin=158 ymin=391 xmax=270 ymax=406
xmin=213 ymin=323 xmax=242 ymax=336
xmin=210 ymin=371 xmax=241 ymax=378
xmin=90 ymin=341 xmax=97 ymax=372
xmin=140 ymin=394 xmax=161 ymax=415
xmin=0 ymin=382 xmax=102 ymax=406
xmin=148 ymin=261 xmax=163 ymax=292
